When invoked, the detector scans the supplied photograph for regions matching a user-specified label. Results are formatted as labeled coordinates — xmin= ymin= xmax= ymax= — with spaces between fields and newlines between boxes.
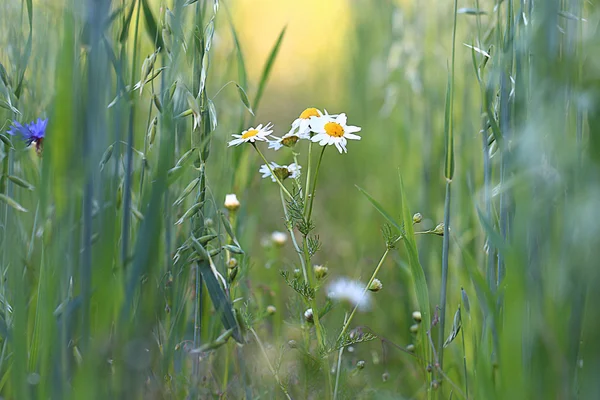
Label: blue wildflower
xmin=7 ymin=118 xmax=47 ymax=152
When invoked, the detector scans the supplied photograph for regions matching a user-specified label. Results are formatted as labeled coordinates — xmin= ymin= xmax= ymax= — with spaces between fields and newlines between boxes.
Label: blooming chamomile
xmin=310 ymin=113 xmax=361 ymax=153
xmin=259 ymin=162 xmax=301 ymax=182
xmin=228 ymin=123 xmax=273 ymax=147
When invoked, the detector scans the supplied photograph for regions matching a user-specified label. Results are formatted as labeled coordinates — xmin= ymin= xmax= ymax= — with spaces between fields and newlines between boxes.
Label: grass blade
xmin=251 ymin=25 xmax=286 ymax=117
xmin=355 ymin=185 xmax=402 ymax=232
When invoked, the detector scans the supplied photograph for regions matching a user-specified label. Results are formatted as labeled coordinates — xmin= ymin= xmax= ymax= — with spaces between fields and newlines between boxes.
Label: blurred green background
xmin=1 ymin=0 xmax=600 ymax=398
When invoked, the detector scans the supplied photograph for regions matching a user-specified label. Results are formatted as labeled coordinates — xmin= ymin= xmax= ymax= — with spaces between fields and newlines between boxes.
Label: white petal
xmin=336 ymin=113 xmax=347 ymax=126
xmin=311 ymin=133 xmax=327 ymax=143
xmin=345 ymin=125 xmax=361 ymax=134
xmin=345 ymin=133 xmax=361 ymax=140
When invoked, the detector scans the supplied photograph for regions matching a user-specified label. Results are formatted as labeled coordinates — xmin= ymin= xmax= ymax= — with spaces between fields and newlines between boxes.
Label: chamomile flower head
xmin=327 ymin=277 xmax=371 ymax=311
xmin=310 ymin=113 xmax=361 ymax=153
xmin=268 ymin=129 xmax=310 ymax=151
xmin=259 ymin=162 xmax=301 ymax=182
xmin=228 ymin=123 xmax=273 ymax=147
xmin=291 ymin=107 xmax=323 ymax=136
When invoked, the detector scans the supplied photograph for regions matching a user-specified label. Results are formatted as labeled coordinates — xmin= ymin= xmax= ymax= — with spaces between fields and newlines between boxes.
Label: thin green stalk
xmin=460 ymin=305 xmax=469 ymax=399
xmin=337 ymin=247 xmax=391 ymax=342
xmin=438 ymin=0 xmax=458 ymax=375
xmin=438 ymin=181 xmax=452 ymax=370
xmin=304 ymin=140 xmax=313 ymax=206
xmin=333 ymin=312 xmax=348 ymax=400
xmin=280 ymin=188 xmax=308 ymax=282
xmin=306 ymin=146 xmax=326 ymax=222
xmin=121 ymin=0 xmax=143 ymax=265
xmin=249 ymin=327 xmax=292 ymax=400
xmin=252 ymin=143 xmax=293 ymax=199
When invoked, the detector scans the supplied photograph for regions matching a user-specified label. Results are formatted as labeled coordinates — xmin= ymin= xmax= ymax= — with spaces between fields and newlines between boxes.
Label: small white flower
xmin=259 ymin=162 xmax=301 ymax=182
xmin=271 ymin=231 xmax=287 ymax=246
xmin=224 ymin=194 xmax=240 ymax=211
xmin=327 ymin=278 xmax=371 ymax=311
xmin=228 ymin=123 xmax=274 ymax=147
xmin=268 ymin=129 xmax=310 ymax=151
xmin=310 ymin=113 xmax=361 ymax=153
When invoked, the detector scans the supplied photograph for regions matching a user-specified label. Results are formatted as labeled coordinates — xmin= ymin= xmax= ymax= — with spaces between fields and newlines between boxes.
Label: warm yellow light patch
xmin=324 ymin=122 xmax=344 ymax=137
xmin=241 ymin=129 xmax=260 ymax=139
xmin=299 ymin=108 xmax=321 ymax=119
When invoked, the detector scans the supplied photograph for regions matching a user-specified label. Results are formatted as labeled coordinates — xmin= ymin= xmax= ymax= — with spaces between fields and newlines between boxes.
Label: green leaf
xmin=235 ymin=83 xmax=254 ymax=116
xmin=198 ymin=260 xmax=242 ymax=342
xmin=219 ymin=211 xmax=241 ymax=247
xmin=140 ymin=0 xmax=164 ymax=50
xmin=119 ymin=0 xmax=137 ymax=43
xmin=443 ymin=307 xmax=462 ymax=348
xmin=252 ymin=26 xmax=286 ymax=116
xmin=398 ymin=173 xmax=431 ymax=340
xmin=0 ymin=194 xmax=27 ymax=212
xmin=355 ymin=185 xmax=402 ymax=232
xmin=458 ymin=7 xmax=486 ymax=15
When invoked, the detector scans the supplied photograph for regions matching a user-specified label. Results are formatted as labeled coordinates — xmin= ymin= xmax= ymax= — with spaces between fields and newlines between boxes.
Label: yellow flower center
xmin=299 ymin=108 xmax=320 ymax=119
xmin=324 ymin=122 xmax=344 ymax=138
xmin=241 ymin=129 xmax=259 ymax=139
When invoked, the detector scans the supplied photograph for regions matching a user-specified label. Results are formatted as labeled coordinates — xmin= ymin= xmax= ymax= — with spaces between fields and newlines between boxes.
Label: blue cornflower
xmin=7 ymin=118 xmax=47 ymax=152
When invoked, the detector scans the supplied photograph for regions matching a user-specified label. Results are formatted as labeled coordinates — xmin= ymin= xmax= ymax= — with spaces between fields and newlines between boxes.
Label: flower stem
xmin=336 ymin=247 xmax=391 ymax=343
xmin=333 ymin=312 xmax=348 ymax=400
xmin=250 ymin=327 xmax=292 ymax=400
xmin=280 ymin=188 xmax=308 ymax=282
xmin=252 ymin=143 xmax=294 ymax=199
xmin=304 ymin=140 xmax=313 ymax=207
xmin=306 ymin=146 xmax=326 ymax=222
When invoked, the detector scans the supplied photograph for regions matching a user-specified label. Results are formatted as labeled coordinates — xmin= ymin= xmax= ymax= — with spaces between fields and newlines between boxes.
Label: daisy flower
xmin=259 ymin=162 xmax=301 ymax=182
xmin=268 ymin=129 xmax=310 ymax=151
xmin=327 ymin=277 xmax=371 ymax=311
xmin=291 ymin=107 xmax=323 ymax=136
xmin=228 ymin=123 xmax=273 ymax=147
xmin=310 ymin=113 xmax=361 ymax=153
xmin=7 ymin=118 xmax=48 ymax=152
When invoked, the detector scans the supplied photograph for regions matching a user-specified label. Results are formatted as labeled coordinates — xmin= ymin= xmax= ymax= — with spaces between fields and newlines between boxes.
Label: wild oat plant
xmin=1 ymin=0 xmax=600 ymax=399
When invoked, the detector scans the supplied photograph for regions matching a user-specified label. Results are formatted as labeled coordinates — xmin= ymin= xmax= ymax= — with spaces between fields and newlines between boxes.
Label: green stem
xmin=337 ymin=247 xmax=391 ymax=343
xmin=280 ymin=188 xmax=308 ymax=282
xmin=252 ymin=143 xmax=294 ymax=199
xmin=333 ymin=312 xmax=348 ymax=400
xmin=250 ymin=328 xmax=292 ymax=400
xmin=306 ymin=146 xmax=326 ymax=222
xmin=304 ymin=140 xmax=313 ymax=207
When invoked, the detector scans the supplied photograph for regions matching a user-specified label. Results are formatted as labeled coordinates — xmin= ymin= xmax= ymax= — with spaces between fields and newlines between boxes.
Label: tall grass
xmin=0 ymin=0 xmax=599 ymax=398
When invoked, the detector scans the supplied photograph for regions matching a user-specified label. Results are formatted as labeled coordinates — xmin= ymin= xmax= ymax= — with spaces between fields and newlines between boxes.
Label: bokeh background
xmin=1 ymin=0 xmax=600 ymax=398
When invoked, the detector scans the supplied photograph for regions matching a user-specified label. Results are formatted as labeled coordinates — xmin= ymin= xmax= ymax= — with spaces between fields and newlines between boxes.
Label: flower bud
xmin=356 ymin=360 xmax=365 ymax=370
xmin=432 ymin=380 xmax=440 ymax=390
xmin=412 ymin=213 xmax=423 ymax=224
xmin=382 ymin=372 xmax=390 ymax=382
xmin=224 ymin=194 xmax=240 ymax=211
xmin=288 ymin=340 xmax=298 ymax=349
xmin=228 ymin=266 xmax=238 ymax=283
xmin=227 ymin=258 xmax=238 ymax=269
xmin=304 ymin=308 xmax=314 ymax=323
xmin=293 ymin=269 xmax=302 ymax=279
xmin=368 ymin=278 xmax=383 ymax=292
xmin=410 ymin=324 xmax=419 ymax=334
xmin=314 ymin=265 xmax=328 ymax=280
xmin=412 ymin=311 xmax=422 ymax=322
xmin=271 ymin=231 xmax=287 ymax=246
xmin=406 ymin=344 xmax=415 ymax=353
xmin=266 ymin=305 xmax=276 ymax=315
xmin=433 ymin=223 xmax=444 ymax=236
